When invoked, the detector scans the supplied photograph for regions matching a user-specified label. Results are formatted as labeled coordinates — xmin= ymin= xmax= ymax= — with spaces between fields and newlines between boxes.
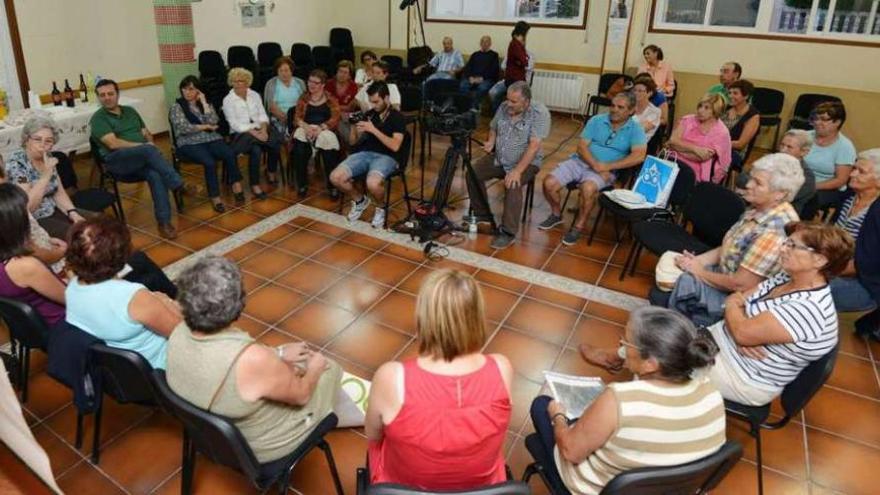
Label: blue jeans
xmin=830 ymin=276 xmax=877 ymax=313
xmin=488 ymin=80 xmax=507 ymax=113
xmin=104 ymin=144 xmax=182 ymax=224
xmin=459 ymin=79 xmax=494 ymax=110
xmin=177 ymin=140 xmax=243 ymax=198
xmin=529 ymin=395 xmax=573 ymax=495
xmin=338 ymin=151 xmax=397 ymax=179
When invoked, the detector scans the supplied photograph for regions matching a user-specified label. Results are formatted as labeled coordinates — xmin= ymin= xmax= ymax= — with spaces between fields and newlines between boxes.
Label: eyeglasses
xmin=619 ymin=338 xmax=639 ymax=350
xmin=782 ymin=238 xmax=816 ymax=252
xmin=604 ymin=130 xmax=618 ymax=146
xmin=29 ymin=137 xmax=56 ymax=146
xmin=307 ymin=79 xmax=323 ymax=85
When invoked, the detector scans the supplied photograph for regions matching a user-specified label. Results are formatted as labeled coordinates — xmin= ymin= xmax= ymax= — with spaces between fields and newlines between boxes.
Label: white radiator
xmin=531 ymin=70 xmax=587 ymax=113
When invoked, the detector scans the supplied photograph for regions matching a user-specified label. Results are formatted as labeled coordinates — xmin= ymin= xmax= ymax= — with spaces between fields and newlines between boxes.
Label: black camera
xmin=423 ymin=97 xmax=476 ymax=136
xmin=348 ymin=111 xmax=368 ymax=124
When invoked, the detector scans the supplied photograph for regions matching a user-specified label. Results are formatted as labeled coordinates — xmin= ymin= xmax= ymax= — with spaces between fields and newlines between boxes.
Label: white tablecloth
xmin=0 ymin=96 xmax=141 ymax=160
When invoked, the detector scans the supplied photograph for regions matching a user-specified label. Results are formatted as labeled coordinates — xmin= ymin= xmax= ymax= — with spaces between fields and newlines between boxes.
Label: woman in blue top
xmin=64 ymin=217 xmax=181 ymax=369
xmin=263 ymin=56 xmax=306 ymax=139
xmin=803 ymin=101 xmax=857 ymax=215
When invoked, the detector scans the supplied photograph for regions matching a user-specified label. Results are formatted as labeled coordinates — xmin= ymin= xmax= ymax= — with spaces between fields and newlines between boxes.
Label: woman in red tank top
xmin=365 ymin=269 xmax=513 ymax=491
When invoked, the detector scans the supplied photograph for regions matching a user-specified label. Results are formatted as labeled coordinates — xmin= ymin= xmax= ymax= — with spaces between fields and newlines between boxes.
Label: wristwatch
xmin=552 ymin=412 xmax=568 ymax=426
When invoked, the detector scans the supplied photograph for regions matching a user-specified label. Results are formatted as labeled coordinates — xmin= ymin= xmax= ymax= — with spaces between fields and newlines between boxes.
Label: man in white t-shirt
xmin=356 ymin=60 xmax=401 ymax=111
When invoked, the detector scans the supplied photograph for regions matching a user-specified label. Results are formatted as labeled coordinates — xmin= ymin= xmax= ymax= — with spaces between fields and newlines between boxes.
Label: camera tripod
xmin=427 ymin=131 xmax=498 ymax=235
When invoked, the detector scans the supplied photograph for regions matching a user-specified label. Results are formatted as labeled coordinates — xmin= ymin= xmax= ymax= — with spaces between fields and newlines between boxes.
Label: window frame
xmin=425 ymin=0 xmax=589 ymax=30
xmin=649 ymin=0 xmax=880 ymax=47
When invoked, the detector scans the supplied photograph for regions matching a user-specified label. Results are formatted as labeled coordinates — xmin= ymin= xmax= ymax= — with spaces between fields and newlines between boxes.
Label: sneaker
xmin=490 ymin=231 xmax=516 ymax=250
xmin=371 ymin=208 xmax=386 ymax=229
xmin=347 ymin=197 xmax=370 ymax=222
xmin=538 ymin=213 xmax=563 ymax=230
xmin=561 ymin=229 xmax=581 ymax=246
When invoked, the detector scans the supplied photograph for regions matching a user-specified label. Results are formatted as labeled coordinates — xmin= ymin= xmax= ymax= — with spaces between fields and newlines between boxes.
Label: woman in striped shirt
xmin=829 ymin=149 xmax=880 ymax=313
xmin=531 ymin=307 xmax=726 ymax=495
xmin=710 ymin=222 xmax=852 ymax=405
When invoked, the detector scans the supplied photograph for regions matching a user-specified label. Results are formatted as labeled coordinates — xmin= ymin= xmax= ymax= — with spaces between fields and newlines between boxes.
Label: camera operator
xmin=467 ymin=81 xmax=550 ymax=249
xmin=330 ymin=82 xmax=405 ymax=229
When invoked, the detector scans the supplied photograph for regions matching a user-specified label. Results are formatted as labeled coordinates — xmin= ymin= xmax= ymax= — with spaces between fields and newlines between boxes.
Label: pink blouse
xmin=637 ymin=61 xmax=675 ymax=97
xmin=675 ymin=114 xmax=732 ymax=183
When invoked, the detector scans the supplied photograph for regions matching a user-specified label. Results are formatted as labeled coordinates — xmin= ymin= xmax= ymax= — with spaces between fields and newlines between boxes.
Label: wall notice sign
xmin=240 ymin=1 xmax=267 ymax=28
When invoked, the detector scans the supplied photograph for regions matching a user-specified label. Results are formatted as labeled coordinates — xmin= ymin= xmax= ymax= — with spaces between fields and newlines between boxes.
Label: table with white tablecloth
xmin=0 ymin=96 xmax=142 ymax=161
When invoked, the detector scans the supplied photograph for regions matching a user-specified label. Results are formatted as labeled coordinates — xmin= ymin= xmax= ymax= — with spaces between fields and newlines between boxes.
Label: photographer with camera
xmin=467 ymin=81 xmax=550 ymax=249
xmin=330 ymin=82 xmax=406 ymax=229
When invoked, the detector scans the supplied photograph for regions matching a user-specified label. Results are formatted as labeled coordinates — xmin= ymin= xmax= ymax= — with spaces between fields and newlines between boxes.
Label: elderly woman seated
xmin=803 ymin=101 xmax=856 ymax=216
xmin=585 ymin=222 xmax=851 ymax=408
xmin=830 ymin=149 xmax=880 ymax=317
xmin=65 ymin=217 xmax=181 ymax=369
xmin=166 ymin=256 xmax=342 ymax=464
xmin=223 ymin=67 xmax=282 ymax=199
xmin=3 ymin=115 xmax=91 ymax=238
xmin=667 ymin=93 xmax=731 ymax=183
xmin=657 ymin=153 xmax=804 ymax=327
xmin=365 ymin=269 xmax=513 ymax=490
xmin=533 ymin=307 xmax=726 ymax=495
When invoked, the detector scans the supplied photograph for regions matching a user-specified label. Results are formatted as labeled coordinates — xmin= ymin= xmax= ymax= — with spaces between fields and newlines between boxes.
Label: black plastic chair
xmin=586 ymin=73 xmax=632 ymax=118
xmin=198 ymin=50 xmax=226 ymax=80
xmin=586 ymin=161 xmax=696 ymax=246
xmin=87 ymin=344 xmax=161 ymax=464
xmin=228 ymin=45 xmax=259 ymax=90
xmin=54 ymin=150 xmax=121 ymax=219
xmin=257 ymin=42 xmax=284 ymax=90
xmin=557 ymin=166 xmax=639 ymax=232
xmin=338 ymin=132 xmax=414 ymax=229
xmin=625 ymin=182 xmax=745 ymax=280
xmin=787 ymin=93 xmax=841 ymax=131
xmin=153 ymin=372 xmax=344 ymax=495
xmin=752 ymin=87 xmax=785 ymax=148
xmin=522 ymin=433 xmax=742 ymax=495
xmin=329 ymin=27 xmax=355 ymax=63
xmin=725 ymin=344 xmax=839 ymax=495
xmin=381 ymin=55 xmax=405 ymax=80
xmin=257 ymin=42 xmax=283 ymax=67
xmin=401 ymin=45 xmax=434 ymax=85
xmin=312 ymin=45 xmax=335 ymax=76
xmin=291 ymin=42 xmax=313 ymax=68
xmin=0 ymin=297 xmax=50 ymax=403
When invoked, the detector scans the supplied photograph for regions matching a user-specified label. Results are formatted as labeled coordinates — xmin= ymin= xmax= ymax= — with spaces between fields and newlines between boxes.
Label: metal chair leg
xmin=181 ymin=430 xmax=195 ymax=495
xmin=629 ymin=243 xmax=642 ymax=277
xmin=754 ymin=427 xmax=764 ymax=495
xmin=90 ymin=394 xmax=104 ymax=464
xmin=620 ymin=241 xmax=640 ymax=282
xmin=75 ymin=411 xmax=85 ymax=449
xmin=319 ymin=439 xmax=345 ymax=495
xmin=20 ymin=345 xmax=30 ymax=403
xmin=587 ymin=205 xmax=604 ymax=245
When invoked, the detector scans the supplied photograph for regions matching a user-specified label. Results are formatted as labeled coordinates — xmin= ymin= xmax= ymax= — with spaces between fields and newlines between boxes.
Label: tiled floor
xmin=1 ymin=118 xmax=879 ymax=495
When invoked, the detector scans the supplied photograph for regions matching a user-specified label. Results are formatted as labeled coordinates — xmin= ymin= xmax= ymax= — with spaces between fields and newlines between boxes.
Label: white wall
xmin=14 ymin=0 xmax=168 ymax=131
xmin=191 ymin=0 xmax=332 ymax=57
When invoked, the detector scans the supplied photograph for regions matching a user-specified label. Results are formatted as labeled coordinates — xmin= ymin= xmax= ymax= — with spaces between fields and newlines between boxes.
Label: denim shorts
xmin=338 ymin=151 xmax=398 ymax=179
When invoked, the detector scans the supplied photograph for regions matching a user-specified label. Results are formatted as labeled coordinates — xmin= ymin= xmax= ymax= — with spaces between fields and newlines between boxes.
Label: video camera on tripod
xmin=422 ymin=94 xmax=477 ymax=137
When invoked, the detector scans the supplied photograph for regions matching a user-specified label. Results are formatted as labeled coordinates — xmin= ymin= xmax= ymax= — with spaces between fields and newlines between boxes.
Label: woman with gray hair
xmin=166 ymin=256 xmax=343 ymax=465
xmin=829 ymin=148 xmax=880 ymax=315
xmin=3 ymin=115 xmax=90 ymax=238
xmin=653 ymin=153 xmax=804 ymax=327
xmin=533 ymin=306 xmax=725 ymax=495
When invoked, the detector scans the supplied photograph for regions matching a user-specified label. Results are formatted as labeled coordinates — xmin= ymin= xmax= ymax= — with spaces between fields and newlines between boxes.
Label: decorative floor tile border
xmin=164 ymin=204 xmax=649 ymax=311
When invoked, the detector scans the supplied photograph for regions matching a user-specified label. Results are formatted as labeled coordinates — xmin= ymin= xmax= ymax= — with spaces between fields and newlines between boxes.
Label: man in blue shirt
xmin=539 ymin=92 xmax=647 ymax=246
xmin=415 ymin=36 xmax=464 ymax=83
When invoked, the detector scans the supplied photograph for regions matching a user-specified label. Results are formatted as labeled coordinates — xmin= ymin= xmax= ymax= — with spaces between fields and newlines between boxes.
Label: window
xmin=653 ymin=0 xmax=880 ymax=42
xmin=427 ymin=0 xmax=587 ymax=27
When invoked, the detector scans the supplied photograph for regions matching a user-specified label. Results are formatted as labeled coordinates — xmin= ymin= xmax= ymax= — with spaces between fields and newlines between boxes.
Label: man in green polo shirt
xmin=707 ymin=61 xmax=741 ymax=105
xmin=90 ymin=79 xmax=186 ymax=239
